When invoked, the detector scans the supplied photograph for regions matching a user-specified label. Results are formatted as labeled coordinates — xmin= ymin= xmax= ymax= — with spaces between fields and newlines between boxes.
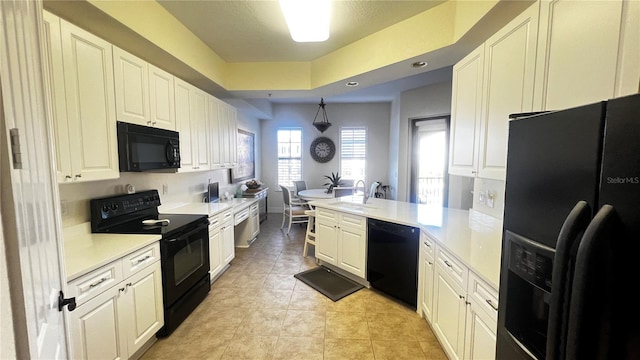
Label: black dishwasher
xmin=367 ymin=218 xmax=419 ymax=309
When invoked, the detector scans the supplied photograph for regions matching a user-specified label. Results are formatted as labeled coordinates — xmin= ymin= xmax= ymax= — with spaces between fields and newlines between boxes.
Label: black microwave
xmin=117 ymin=121 xmax=181 ymax=171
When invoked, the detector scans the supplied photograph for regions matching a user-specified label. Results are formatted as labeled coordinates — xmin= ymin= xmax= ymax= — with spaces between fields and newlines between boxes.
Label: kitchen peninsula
xmin=309 ymin=195 xmax=503 ymax=360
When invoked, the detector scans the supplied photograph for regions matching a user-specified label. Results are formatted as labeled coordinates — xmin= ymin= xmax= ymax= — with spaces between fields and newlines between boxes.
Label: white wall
xmin=261 ymin=102 xmax=391 ymax=213
xmin=395 ymin=79 xmax=453 ymax=201
xmin=59 ymin=108 xmax=261 ymax=226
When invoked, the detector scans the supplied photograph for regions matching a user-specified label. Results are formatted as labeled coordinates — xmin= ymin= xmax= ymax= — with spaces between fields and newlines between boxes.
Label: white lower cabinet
xmin=67 ymin=247 xmax=163 ymax=360
xmin=209 ymin=210 xmax=235 ymax=281
xmin=423 ymin=243 xmax=498 ymax=360
xmin=315 ymin=208 xmax=366 ymax=278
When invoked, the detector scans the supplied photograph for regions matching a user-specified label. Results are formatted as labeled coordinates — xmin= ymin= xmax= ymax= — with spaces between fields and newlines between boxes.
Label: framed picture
xmin=231 ymin=129 xmax=255 ymax=183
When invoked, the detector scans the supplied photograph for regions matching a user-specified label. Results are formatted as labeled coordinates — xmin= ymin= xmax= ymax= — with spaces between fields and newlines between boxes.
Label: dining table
xmin=298 ymin=188 xmax=334 ymax=201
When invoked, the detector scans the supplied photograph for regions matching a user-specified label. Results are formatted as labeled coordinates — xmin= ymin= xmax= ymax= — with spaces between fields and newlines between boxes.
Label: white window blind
xmin=340 ymin=127 xmax=366 ymax=182
xmin=277 ymin=128 xmax=302 ymax=187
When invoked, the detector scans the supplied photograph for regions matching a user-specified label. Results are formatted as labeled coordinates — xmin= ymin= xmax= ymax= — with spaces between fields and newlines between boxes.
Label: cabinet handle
xmin=459 ymin=295 xmax=465 ymax=300
xmin=444 ymin=260 xmax=452 ymax=268
xmin=89 ymin=277 xmax=108 ymax=288
xmin=118 ymin=287 xmax=126 ymax=293
xmin=152 ymin=121 xmax=157 ymax=126
xmin=423 ymin=241 xmax=431 ymax=248
xmin=471 ymin=170 xmax=477 ymax=174
xmin=147 ymin=121 xmax=152 ymax=125
xmin=465 ymin=301 xmax=471 ymax=305
xmin=486 ymin=299 xmax=498 ymax=311
xmin=65 ymin=175 xmax=72 ymax=180
xmin=135 ymin=255 xmax=151 ymax=264
xmin=126 ymin=282 xmax=132 ymax=287
xmin=74 ymin=174 xmax=82 ymax=178
xmin=427 ymin=261 xmax=433 ymax=265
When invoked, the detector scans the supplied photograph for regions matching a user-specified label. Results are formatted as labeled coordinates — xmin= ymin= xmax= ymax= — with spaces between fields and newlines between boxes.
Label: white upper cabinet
xmin=113 ymin=47 xmax=175 ymax=130
xmin=57 ymin=16 xmax=119 ymax=182
xmin=449 ymin=3 xmax=538 ymax=180
xmin=207 ymin=96 xmax=223 ymax=168
xmin=477 ymin=3 xmax=538 ymax=180
xmin=175 ymin=78 xmax=209 ymax=172
xmin=449 ymin=45 xmax=484 ymax=178
xmin=533 ymin=0 xmax=635 ymax=111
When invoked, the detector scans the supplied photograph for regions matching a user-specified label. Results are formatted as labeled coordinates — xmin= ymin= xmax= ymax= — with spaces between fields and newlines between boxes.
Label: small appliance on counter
xmin=206 ymin=181 xmax=219 ymax=203
xmin=90 ymin=189 xmax=209 ymax=337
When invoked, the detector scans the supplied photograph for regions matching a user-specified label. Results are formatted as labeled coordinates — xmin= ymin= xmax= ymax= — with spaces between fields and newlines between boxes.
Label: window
xmin=277 ymin=128 xmax=302 ymax=187
xmin=340 ymin=127 xmax=366 ymax=182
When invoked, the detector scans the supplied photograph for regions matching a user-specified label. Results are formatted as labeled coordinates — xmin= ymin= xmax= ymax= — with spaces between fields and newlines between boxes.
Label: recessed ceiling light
xmin=346 ymin=81 xmax=359 ymax=87
xmin=412 ymin=61 xmax=428 ymax=68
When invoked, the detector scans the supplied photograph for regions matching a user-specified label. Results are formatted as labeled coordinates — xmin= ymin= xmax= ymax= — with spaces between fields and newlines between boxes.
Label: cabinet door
xmin=148 ymin=64 xmax=175 ymax=130
xmin=218 ymin=103 xmax=231 ymax=166
xmin=209 ymin=226 xmax=223 ymax=278
xmin=477 ymin=3 xmax=538 ymax=180
xmin=228 ymin=106 xmax=238 ymax=166
xmin=113 ymin=47 xmax=149 ymax=126
xmin=120 ymin=261 xmax=164 ymax=356
xmin=42 ymin=12 xmax=73 ymax=183
xmin=221 ymin=223 xmax=235 ymax=264
xmin=207 ymin=96 xmax=222 ymax=167
xmin=533 ymin=0 xmax=624 ymax=110
xmin=60 ymin=19 xmax=119 ymax=182
xmin=449 ymin=45 xmax=484 ymax=177
xmin=190 ymin=87 xmax=209 ymax=170
xmin=421 ymin=250 xmax=435 ymax=322
xmin=250 ymin=206 xmax=260 ymax=239
xmin=432 ymin=268 xmax=467 ymax=360
xmin=463 ymin=302 xmax=497 ymax=360
xmin=175 ymin=79 xmax=195 ymax=171
xmin=68 ymin=285 xmax=126 ymax=360
xmin=316 ymin=220 xmax=338 ymax=265
xmin=337 ymin=225 xmax=366 ymax=278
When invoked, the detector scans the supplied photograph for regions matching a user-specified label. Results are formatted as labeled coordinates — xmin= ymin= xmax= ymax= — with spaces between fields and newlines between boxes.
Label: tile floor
xmin=141 ymin=214 xmax=447 ymax=360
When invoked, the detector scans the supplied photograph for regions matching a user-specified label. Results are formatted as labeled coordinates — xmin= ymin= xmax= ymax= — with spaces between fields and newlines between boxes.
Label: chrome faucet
xmin=354 ymin=179 xmax=368 ymax=204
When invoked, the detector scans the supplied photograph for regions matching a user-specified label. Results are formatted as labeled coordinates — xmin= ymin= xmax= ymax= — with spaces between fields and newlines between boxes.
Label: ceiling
xmin=156 ymin=0 xmax=452 ymax=103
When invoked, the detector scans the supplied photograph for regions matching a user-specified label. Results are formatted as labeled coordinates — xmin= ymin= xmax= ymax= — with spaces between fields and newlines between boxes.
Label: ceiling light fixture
xmin=412 ymin=61 xmax=428 ymax=68
xmin=279 ymin=0 xmax=332 ymax=42
xmin=312 ymin=98 xmax=332 ymax=133
xmin=346 ymin=81 xmax=359 ymax=87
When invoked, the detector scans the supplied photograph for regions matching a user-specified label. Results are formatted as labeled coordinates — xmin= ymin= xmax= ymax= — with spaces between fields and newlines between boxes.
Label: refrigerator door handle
xmin=546 ymin=200 xmax=592 ymax=360
xmin=566 ymin=205 xmax=616 ymax=360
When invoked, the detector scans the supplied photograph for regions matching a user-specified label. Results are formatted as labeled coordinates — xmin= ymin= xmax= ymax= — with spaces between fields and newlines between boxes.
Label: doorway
xmin=410 ymin=116 xmax=450 ymax=205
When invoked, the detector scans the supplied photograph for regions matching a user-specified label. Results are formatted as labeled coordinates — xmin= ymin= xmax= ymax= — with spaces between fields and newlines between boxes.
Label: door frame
xmin=409 ymin=115 xmax=451 ymax=205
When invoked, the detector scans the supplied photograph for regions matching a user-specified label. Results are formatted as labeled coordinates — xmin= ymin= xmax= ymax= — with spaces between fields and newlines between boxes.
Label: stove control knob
xmin=112 ymin=203 xmax=119 ymax=210
xmin=102 ymin=204 xmax=109 ymax=213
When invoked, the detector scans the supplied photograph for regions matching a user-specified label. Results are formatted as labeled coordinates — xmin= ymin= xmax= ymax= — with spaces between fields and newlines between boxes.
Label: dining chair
xmin=293 ymin=180 xmax=307 ymax=196
xmin=279 ymin=184 xmax=309 ymax=234
xmin=333 ymin=186 xmax=354 ymax=197
xmin=303 ymin=209 xmax=316 ymax=257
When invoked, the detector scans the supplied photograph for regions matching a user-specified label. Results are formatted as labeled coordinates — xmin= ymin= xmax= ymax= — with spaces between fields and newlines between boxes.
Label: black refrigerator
xmin=496 ymin=93 xmax=640 ymax=360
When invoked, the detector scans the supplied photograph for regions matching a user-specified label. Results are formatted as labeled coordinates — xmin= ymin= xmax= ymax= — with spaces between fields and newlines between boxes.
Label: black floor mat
xmin=294 ymin=266 xmax=363 ymax=302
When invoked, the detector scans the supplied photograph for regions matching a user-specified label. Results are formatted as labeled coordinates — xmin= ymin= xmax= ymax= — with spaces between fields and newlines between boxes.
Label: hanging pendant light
xmin=312 ymin=98 xmax=332 ymax=133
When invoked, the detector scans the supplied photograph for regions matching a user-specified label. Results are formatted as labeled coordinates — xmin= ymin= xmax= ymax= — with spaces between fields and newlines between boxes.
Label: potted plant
xmin=323 ymin=172 xmax=343 ymax=193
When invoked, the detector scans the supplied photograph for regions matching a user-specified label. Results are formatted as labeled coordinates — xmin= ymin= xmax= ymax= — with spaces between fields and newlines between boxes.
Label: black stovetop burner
xmin=89 ymin=189 xmax=206 ymax=237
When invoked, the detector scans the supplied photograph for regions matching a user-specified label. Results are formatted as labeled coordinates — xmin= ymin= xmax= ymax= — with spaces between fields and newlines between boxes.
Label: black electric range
xmin=90 ymin=190 xmax=210 ymax=337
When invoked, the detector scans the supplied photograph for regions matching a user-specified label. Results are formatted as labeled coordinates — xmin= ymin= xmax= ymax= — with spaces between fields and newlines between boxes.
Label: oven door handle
xmin=166 ymin=222 xmax=207 ymax=243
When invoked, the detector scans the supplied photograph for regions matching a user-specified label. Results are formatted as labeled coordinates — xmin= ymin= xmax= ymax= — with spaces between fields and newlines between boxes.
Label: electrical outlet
xmin=60 ymin=200 xmax=69 ymax=216
xmin=478 ymin=190 xmax=486 ymax=205
xmin=487 ymin=190 xmax=495 ymax=208
xmin=162 ymin=184 xmax=169 ymax=195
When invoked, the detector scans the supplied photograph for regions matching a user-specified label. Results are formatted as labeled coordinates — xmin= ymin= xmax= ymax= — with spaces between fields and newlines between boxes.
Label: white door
xmin=0 ymin=1 xmax=69 ymax=358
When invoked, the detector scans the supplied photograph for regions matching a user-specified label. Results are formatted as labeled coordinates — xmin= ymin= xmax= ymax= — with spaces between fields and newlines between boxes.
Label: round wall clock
xmin=310 ymin=137 xmax=336 ymax=163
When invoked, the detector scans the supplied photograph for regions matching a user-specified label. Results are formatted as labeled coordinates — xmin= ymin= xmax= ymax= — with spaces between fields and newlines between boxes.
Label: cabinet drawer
xmin=67 ymin=260 xmax=123 ymax=306
xmin=250 ymin=203 xmax=259 ymax=216
xmin=234 ymin=207 xmax=250 ymax=225
xmin=468 ymin=272 xmax=499 ymax=321
xmin=122 ymin=242 xmax=160 ymax=278
xmin=421 ymin=231 xmax=435 ymax=261
xmin=208 ymin=213 xmax=221 ymax=228
xmin=339 ymin=213 xmax=365 ymax=230
xmin=221 ymin=210 xmax=233 ymax=224
xmin=317 ymin=208 xmax=337 ymax=221
xmin=435 ymin=247 xmax=468 ymax=289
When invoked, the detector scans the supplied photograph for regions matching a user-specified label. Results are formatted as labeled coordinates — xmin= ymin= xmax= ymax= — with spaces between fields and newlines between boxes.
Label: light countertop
xmin=158 ymin=198 xmax=256 ymax=217
xmin=63 ymin=223 xmax=161 ymax=282
xmin=309 ymin=196 xmax=503 ymax=289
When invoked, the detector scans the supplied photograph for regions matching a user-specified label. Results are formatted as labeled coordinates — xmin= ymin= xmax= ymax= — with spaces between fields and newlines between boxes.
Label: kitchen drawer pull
xmin=427 ymin=261 xmax=433 ymax=265
xmin=486 ymin=299 xmax=498 ymax=311
xmin=444 ymin=260 xmax=452 ymax=268
xmin=459 ymin=295 xmax=465 ymax=300
xmin=135 ymin=255 xmax=151 ymax=264
xmin=423 ymin=241 xmax=431 ymax=248
xmin=89 ymin=277 xmax=108 ymax=288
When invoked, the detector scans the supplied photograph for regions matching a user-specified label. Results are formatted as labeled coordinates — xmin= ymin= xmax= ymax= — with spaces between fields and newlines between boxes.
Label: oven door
xmin=161 ymin=223 xmax=209 ymax=307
